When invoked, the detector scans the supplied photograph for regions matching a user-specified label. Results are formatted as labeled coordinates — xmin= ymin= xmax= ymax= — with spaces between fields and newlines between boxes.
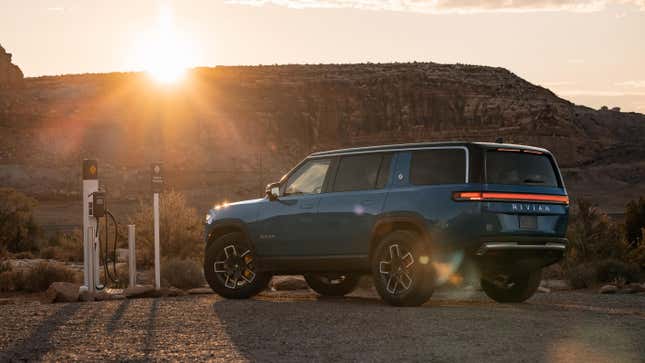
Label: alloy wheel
xmin=213 ymin=244 xmax=256 ymax=289
xmin=378 ymin=243 xmax=415 ymax=295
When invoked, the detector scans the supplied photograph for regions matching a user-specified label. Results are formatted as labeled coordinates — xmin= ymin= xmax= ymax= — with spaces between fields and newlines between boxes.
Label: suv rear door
xmin=315 ymin=153 xmax=393 ymax=256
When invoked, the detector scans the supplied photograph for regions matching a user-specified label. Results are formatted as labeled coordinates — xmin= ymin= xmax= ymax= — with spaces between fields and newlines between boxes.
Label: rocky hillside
xmin=0 ymin=45 xmax=23 ymax=89
xmin=0 ymin=61 xmax=644 ymax=220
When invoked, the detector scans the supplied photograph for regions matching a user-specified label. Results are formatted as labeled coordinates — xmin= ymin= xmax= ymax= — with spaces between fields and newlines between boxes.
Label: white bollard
xmin=154 ymin=192 xmax=160 ymax=290
xmin=128 ymin=224 xmax=136 ymax=288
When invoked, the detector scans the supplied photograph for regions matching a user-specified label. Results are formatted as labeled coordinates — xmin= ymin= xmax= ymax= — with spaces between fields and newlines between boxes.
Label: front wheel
xmin=204 ymin=232 xmax=271 ymax=299
xmin=371 ymin=230 xmax=435 ymax=307
xmin=481 ymin=269 xmax=542 ymax=303
xmin=304 ymin=273 xmax=360 ymax=297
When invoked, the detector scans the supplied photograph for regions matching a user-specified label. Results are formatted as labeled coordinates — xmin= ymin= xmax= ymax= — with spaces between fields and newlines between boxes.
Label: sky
xmin=1 ymin=0 xmax=645 ymax=112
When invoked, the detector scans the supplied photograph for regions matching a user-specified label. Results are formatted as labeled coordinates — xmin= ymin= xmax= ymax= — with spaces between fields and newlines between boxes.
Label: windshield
xmin=486 ymin=150 xmax=559 ymax=187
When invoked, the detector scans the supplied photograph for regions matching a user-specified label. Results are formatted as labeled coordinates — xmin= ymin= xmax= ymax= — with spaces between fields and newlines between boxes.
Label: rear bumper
xmin=474 ymin=237 xmax=568 ymax=273
xmin=476 ymin=242 xmax=566 ymax=256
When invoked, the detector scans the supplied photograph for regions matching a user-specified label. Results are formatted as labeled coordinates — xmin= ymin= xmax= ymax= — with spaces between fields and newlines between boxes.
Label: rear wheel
xmin=371 ymin=230 xmax=435 ymax=307
xmin=481 ymin=269 xmax=542 ymax=303
xmin=304 ymin=273 xmax=360 ymax=297
xmin=204 ymin=232 xmax=271 ymax=299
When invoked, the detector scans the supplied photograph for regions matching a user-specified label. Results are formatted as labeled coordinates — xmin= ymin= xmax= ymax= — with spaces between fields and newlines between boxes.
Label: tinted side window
xmin=333 ymin=154 xmax=383 ymax=192
xmin=486 ymin=151 xmax=558 ymax=187
xmin=410 ymin=149 xmax=466 ymax=185
xmin=284 ymin=158 xmax=331 ymax=195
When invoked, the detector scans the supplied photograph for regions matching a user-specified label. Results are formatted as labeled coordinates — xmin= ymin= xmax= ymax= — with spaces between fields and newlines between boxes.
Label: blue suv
xmin=204 ymin=142 xmax=569 ymax=306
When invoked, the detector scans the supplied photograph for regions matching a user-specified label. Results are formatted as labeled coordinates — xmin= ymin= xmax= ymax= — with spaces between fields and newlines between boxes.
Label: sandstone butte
xmin=0 ymin=44 xmax=643 ymax=216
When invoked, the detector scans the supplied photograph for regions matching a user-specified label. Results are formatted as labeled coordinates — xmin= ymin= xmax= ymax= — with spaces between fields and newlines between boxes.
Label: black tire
xmin=304 ymin=273 xmax=360 ymax=297
xmin=204 ymin=232 xmax=271 ymax=299
xmin=481 ymin=269 xmax=542 ymax=303
xmin=371 ymin=230 xmax=435 ymax=307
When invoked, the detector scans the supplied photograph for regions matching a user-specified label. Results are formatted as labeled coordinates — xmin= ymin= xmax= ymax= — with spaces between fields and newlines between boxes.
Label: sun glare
xmin=132 ymin=6 xmax=196 ymax=84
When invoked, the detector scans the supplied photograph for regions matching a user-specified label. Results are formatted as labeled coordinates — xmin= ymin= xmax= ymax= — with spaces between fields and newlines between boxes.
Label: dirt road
xmin=1 ymin=289 xmax=643 ymax=362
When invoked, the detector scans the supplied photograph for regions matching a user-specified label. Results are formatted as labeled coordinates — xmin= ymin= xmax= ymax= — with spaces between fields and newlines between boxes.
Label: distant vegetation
xmin=565 ymin=199 xmax=645 ymax=288
xmin=1 ymin=188 xmax=644 ymax=292
xmin=128 ymin=190 xmax=203 ymax=268
xmin=0 ymin=188 xmax=39 ymax=255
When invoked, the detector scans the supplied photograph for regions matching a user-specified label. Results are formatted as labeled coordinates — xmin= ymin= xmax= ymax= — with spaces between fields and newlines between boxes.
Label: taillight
xmin=453 ymin=192 xmax=569 ymax=204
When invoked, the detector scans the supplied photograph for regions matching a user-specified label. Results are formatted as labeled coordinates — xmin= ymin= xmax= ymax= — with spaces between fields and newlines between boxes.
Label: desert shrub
xmin=129 ymin=191 xmax=203 ymax=267
xmin=0 ymin=188 xmax=39 ymax=253
xmin=594 ymin=259 xmax=641 ymax=284
xmin=625 ymin=197 xmax=645 ymax=247
xmin=17 ymin=262 xmax=81 ymax=292
xmin=563 ymin=199 xmax=645 ymax=287
xmin=566 ymin=259 xmax=641 ymax=289
xmin=161 ymin=258 xmax=205 ymax=289
xmin=12 ymin=251 xmax=35 ymax=259
xmin=565 ymin=199 xmax=627 ymax=266
xmin=566 ymin=263 xmax=597 ymax=289
xmin=0 ymin=270 xmax=22 ymax=292
xmin=43 ymin=230 xmax=84 ymax=262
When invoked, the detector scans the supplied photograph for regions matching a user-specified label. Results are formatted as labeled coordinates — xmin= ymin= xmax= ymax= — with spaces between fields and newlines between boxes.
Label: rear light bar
xmin=453 ymin=192 xmax=569 ymax=204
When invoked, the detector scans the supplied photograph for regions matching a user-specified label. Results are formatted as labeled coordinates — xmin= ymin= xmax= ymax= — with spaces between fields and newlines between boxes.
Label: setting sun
xmin=131 ymin=6 xmax=196 ymax=84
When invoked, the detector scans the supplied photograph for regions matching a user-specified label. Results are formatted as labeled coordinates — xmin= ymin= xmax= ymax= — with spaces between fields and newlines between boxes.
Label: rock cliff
xmin=0 ymin=63 xmax=643 ymax=216
xmin=0 ymin=45 xmax=23 ymax=89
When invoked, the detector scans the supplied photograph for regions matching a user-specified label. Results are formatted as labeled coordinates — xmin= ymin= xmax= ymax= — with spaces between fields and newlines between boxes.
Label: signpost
xmin=151 ymin=162 xmax=163 ymax=290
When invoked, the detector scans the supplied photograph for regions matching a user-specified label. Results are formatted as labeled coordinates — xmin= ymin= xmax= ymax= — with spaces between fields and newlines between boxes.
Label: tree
xmin=0 ymin=188 xmax=39 ymax=253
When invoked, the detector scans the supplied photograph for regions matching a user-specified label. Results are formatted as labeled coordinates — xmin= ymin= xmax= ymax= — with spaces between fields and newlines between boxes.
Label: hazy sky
xmin=1 ymin=0 xmax=645 ymax=112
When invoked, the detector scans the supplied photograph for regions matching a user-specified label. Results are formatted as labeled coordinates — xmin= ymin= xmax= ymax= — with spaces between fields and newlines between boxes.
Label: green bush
xmin=129 ymin=191 xmax=203 ymax=268
xmin=161 ymin=258 xmax=205 ymax=290
xmin=0 ymin=188 xmax=39 ymax=253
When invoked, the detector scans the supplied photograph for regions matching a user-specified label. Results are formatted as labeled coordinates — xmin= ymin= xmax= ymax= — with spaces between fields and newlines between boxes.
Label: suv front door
xmin=256 ymin=157 xmax=332 ymax=256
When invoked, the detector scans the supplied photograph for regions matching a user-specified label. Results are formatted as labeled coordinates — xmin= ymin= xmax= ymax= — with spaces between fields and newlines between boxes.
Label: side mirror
xmin=266 ymin=182 xmax=280 ymax=201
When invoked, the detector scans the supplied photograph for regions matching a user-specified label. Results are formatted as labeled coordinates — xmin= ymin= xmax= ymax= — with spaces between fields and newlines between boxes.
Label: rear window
xmin=486 ymin=150 xmax=559 ymax=187
xmin=410 ymin=149 xmax=467 ymax=185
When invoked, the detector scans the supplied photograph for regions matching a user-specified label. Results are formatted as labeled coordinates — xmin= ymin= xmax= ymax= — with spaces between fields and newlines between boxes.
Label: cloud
xmin=615 ymin=80 xmax=645 ymax=88
xmin=226 ymin=0 xmax=645 ymax=14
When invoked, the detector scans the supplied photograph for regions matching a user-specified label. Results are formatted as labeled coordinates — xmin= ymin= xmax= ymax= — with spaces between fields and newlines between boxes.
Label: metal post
xmin=154 ymin=192 xmax=160 ymax=290
xmin=128 ymin=224 xmax=136 ymax=288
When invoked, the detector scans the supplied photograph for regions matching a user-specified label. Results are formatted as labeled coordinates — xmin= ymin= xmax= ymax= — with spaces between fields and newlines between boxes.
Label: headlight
xmin=205 ymin=213 xmax=215 ymax=224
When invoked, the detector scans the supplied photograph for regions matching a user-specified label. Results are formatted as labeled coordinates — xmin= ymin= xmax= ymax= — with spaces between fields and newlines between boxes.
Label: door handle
xmin=361 ymin=200 xmax=374 ymax=206
xmin=300 ymin=201 xmax=315 ymax=209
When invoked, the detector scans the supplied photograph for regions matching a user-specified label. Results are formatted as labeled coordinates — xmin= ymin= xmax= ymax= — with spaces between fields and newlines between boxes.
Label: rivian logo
xmin=512 ymin=203 xmax=551 ymax=212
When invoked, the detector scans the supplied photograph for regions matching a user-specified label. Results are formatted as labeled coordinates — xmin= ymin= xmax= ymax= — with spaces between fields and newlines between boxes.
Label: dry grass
xmin=161 ymin=258 xmax=205 ymax=290
xmin=0 ymin=261 xmax=80 ymax=292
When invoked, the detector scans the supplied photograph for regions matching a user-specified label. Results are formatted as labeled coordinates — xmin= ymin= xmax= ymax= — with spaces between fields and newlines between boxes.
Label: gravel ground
xmin=0 ymin=288 xmax=643 ymax=362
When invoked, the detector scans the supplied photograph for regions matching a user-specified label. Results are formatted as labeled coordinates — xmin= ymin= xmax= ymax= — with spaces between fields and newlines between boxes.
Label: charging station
xmin=80 ymin=159 xmax=100 ymax=295
xmin=80 ymin=159 xmax=139 ymax=297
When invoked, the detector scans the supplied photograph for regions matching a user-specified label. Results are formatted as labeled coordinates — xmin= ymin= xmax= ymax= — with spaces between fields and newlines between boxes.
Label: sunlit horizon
xmin=1 ymin=1 xmax=645 ymax=111
xmin=128 ymin=5 xmax=197 ymax=84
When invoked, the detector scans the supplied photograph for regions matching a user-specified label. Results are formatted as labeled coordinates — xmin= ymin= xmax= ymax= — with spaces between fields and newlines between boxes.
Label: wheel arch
xmin=206 ymin=219 xmax=253 ymax=250
xmin=369 ymin=214 xmax=430 ymax=260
